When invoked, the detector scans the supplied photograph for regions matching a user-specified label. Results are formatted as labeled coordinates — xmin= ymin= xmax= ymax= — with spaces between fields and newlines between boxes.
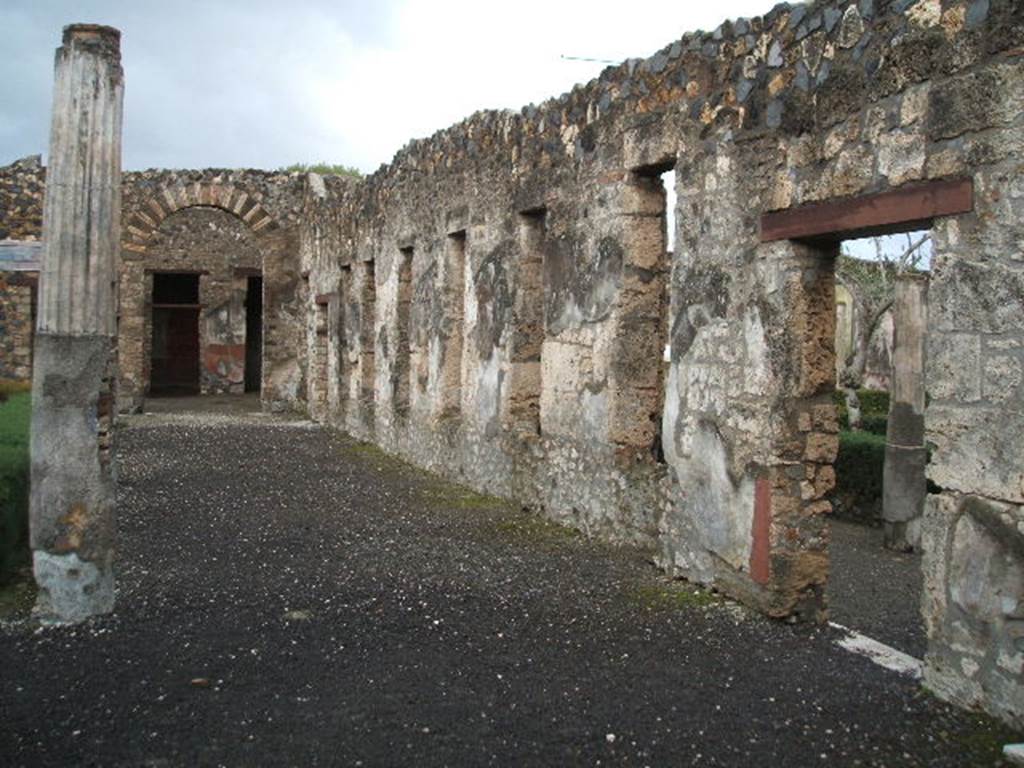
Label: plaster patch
xmin=661 ymin=363 xmax=682 ymax=466
xmin=475 ymin=350 xmax=503 ymax=435
xmin=675 ymin=425 xmax=755 ymax=569
xmin=581 ymin=386 xmax=609 ymax=443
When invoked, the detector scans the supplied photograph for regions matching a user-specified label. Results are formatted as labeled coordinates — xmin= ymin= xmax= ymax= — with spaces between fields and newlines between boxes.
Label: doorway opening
xmin=760 ymin=177 xmax=971 ymax=649
xmin=438 ymin=231 xmax=466 ymax=421
xmin=395 ymin=247 xmax=413 ymax=420
xmin=508 ymin=211 xmax=546 ymax=437
xmin=244 ymin=275 xmax=263 ymax=393
xmin=829 ymin=229 xmax=932 ymax=657
xmin=360 ymin=260 xmax=377 ymax=417
xmin=150 ymin=273 xmax=200 ymax=396
xmin=313 ymin=297 xmax=329 ymax=414
xmin=613 ymin=161 xmax=673 ymax=463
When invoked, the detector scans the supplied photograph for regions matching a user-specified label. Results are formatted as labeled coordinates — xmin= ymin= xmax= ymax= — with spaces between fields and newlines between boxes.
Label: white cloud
xmin=2 ymin=0 xmax=779 ymax=171
xmin=313 ymin=0 xmax=778 ymax=171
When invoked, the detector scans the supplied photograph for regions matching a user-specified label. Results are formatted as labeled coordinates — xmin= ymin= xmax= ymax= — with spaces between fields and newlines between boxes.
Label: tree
xmin=836 ymin=232 xmax=931 ymax=429
xmin=277 ymin=162 xmax=362 ymax=178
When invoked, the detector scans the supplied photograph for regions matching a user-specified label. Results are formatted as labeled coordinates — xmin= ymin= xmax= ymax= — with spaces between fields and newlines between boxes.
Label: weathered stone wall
xmin=0 ymin=156 xmax=45 ymax=241
xmin=298 ymin=173 xmax=361 ymax=423
xmin=118 ymin=169 xmax=304 ymax=410
xmin=0 ymin=161 xmax=46 ymax=383
xmin=0 ymin=274 xmax=36 ymax=380
xmin=0 ymin=159 xmax=306 ymax=409
xmin=0 ymin=159 xmax=45 ymax=381
xmin=132 ymin=207 xmax=261 ymax=394
xmin=298 ymin=0 xmax=1024 ymax=727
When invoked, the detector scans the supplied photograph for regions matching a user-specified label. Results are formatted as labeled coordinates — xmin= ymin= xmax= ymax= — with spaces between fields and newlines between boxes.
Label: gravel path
xmin=0 ymin=412 xmax=1019 ymax=766
xmin=827 ymin=519 xmax=926 ymax=658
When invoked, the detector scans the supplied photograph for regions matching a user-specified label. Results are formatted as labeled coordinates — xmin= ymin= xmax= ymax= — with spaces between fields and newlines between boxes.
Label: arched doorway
xmin=118 ymin=182 xmax=286 ymax=411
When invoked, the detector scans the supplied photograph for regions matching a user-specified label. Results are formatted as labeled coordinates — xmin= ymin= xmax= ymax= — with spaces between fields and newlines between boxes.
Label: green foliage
xmin=833 ymin=388 xmax=890 ymax=433
xmin=492 ymin=515 xmax=578 ymax=544
xmin=836 ymin=253 xmax=898 ymax=306
xmin=278 ymin=162 xmax=362 ymax=178
xmin=858 ymin=389 xmax=890 ymax=416
xmin=833 ymin=390 xmax=849 ymax=429
xmin=630 ymin=582 xmax=720 ymax=611
xmin=832 ymin=429 xmax=886 ymax=523
xmin=0 ymin=392 xmax=31 ymax=578
xmin=860 ymin=414 xmax=889 ymax=437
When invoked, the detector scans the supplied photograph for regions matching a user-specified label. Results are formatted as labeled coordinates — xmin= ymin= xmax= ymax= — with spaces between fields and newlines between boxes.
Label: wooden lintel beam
xmin=760 ymin=178 xmax=974 ymax=243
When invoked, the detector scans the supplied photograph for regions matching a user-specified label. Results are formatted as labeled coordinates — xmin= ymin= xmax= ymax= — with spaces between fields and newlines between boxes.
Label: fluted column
xmin=30 ymin=24 xmax=123 ymax=623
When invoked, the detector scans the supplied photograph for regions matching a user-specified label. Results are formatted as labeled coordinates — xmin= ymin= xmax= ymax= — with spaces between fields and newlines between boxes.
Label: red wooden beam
xmin=760 ymin=178 xmax=973 ymax=242
xmin=750 ymin=477 xmax=772 ymax=586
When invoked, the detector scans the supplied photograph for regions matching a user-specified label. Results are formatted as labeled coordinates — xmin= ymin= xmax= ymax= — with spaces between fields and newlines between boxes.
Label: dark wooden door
xmin=151 ymin=306 xmax=200 ymax=394
xmin=245 ymin=276 xmax=263 ymax=393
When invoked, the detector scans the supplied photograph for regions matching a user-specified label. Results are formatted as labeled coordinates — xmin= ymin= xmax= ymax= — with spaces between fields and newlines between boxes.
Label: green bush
xmin=858 ymin=389 xmax=890 ymax=417
xmin=860 ymin=414 xmax=889 ymax=436
xmin=833 ymin=390 xmax=848 ymax=429
xmin=278 ymin=162 xmax=362 ymax=178
xmin=831 ymin=429 xmax=886 ymax=523
xmin=0 ymin=392 xmax=31 ymax=579
xmin=833 ymin=388 xmax=890 ymax=433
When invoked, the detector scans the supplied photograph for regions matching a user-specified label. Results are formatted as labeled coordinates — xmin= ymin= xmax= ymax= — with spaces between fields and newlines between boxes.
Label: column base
xmin=32 ymin=551 xmax=114 ymax=624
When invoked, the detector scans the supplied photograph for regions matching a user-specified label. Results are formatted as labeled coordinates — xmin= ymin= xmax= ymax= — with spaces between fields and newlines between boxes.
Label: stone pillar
xmin=882 ymin=274 xmax=928 ymax=551
xmin=30 ymin=24 xmax=123 ymax=623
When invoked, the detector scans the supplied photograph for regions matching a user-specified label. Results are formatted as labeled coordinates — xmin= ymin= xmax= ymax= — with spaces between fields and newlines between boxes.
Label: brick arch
xmin=122 ymin=182 xmax=279 ymax=252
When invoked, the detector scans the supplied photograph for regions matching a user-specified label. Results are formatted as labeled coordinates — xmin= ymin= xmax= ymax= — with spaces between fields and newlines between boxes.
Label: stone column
xmin=30 ymin=24 xmax=124 ymax=623
xmin=882 ymin=273 xmax=928 ymax=551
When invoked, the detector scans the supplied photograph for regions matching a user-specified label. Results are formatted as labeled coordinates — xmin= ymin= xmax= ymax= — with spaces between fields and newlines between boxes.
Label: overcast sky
xmin=2 ymin=0 xmax=779 ymax=173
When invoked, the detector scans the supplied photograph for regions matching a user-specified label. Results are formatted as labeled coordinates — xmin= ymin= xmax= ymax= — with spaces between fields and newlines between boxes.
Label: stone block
xmin=929 ymin=405 xmax=1024 ymax=503
xmin=877 ymin=129 xmax=925 ymax=185
xmin=804 ymin=432 xmax=838 ymax=463
xmin=927 ymin=332 xmax=982 ymax=403
xmin=928 ymin=64 xmax=1024 ymax=141
xmin=982 ymin=341 xmax=1024 ymax=405
xmin=929 ymin=259 xmax=1024 ymax=335
xmin=811 ymin=404 xmax=839 ymax=433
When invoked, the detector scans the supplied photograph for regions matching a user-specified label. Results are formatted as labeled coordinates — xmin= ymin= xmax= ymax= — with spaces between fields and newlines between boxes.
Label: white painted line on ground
xmin=1004 ymin=743 xmax=1024 ymax=766
xmin=829 ymin=621 xmax=924 ymax=679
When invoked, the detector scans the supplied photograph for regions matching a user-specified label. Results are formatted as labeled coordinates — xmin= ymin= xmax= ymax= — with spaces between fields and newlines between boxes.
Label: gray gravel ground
xmin=0 ymin=411 xmax=1020 ymax=767
xmin=827 ymin=519 xmax=926 ymax=658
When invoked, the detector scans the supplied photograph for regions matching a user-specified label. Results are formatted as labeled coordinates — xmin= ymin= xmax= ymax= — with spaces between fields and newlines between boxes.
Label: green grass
xmin=340 ymin=438 xmax=512 ymax=512
xmin=0 ymin=568 xmax=36 ymax=619
xmin=0 ymin=391 xmax=31 ymax=579
xmin=629 ymin=581 xmax=721 ymax=612
xmin=422 ymin=483 xmax=509 ymax=512
xmin=491 ymin=513 xmax=579 ymax=543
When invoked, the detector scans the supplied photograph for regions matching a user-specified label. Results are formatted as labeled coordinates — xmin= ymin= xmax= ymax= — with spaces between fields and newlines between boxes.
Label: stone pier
xmin=30 ymin=24 xmax=124 ymax=623
xmin=883 ymin=274 xmax=928 ymax=552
